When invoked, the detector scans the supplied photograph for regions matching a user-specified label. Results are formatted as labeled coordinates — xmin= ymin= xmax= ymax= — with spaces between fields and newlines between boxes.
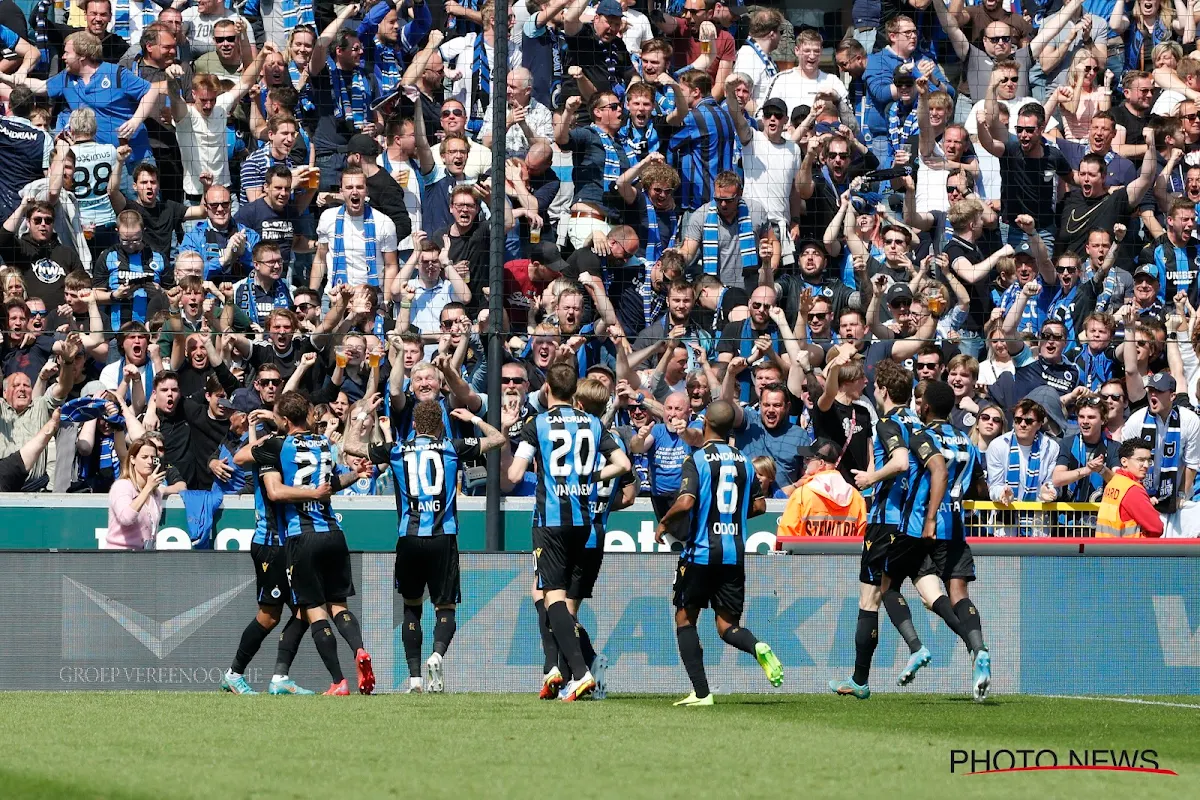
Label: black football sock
xmin=675 ymin=624 xmax=710 ymax=699
xmin=883 ymin=589 xmax=923 ymax=654
xmin=546 ymin=600 xmax=588 ymax=680
xmin=310 ymin=620 xmax=344 ymax=683
xmin=720 ymin=624 xmax=759 ymax=656
xmin=576 ymin=619 xmax=596 ymax=668
xmin=231 ymin=619 xmax=271 ymax=674
xmin=535 ymin=600 xmax=559 ymax=674
xmin=274 ymin=613 xmax=309 ymax=676
xmin=557 ymin=652 xmax=572 ymax=683
xmin=932 ymin=595 xmax=970 ymax=648
xmin=954 ymin=598 xmax=986 ymax=656
xmin=403 ymin=604 xmax=423 ymax=678
xmin=333 ymin=609 xmax=365 ymax=652
xmin=852 ymin=609 xmax=879 ymax=686
xmin=433 ymin=609 xmax=457 ymax=657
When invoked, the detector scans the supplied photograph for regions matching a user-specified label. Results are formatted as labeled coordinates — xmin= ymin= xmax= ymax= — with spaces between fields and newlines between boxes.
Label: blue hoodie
xmin=862 ymin=46 xmax=952 ymax=136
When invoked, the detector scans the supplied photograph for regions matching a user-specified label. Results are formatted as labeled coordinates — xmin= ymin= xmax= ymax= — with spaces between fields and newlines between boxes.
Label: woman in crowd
xmin=978 ymin=318 xmax=1016 ymax=387
xmin=106 ymin=437 xmax=166 ymax=550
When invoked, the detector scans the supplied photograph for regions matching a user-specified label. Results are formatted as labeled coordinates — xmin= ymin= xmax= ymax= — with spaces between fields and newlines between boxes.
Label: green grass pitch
xmin=1 ymin=693 xmax=1196 ymax=798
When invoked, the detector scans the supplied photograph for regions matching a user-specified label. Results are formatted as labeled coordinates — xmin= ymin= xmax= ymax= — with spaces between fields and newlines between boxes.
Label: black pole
xmin=484 ymin=4 xmax=510 ymax=553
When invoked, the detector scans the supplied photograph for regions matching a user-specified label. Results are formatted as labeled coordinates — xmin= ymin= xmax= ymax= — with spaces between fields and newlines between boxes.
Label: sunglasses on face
xmin=1015 ymin=125 xmax=1037 ymax=133
xmin=30 ymin=216 xmax=53 ymax=225
xmin=985 ymin=35 xmax=1012 ymax=44
xmin=1102 ymin=393 xmax=1125 ymax=402
xmin=206 ymin=200 xmax=231 ymax=210
xmin=1083 ymin=65 xmax=1098 ymax=73
xmin=997 ymin=76 xmax=1018 ymax=84
xmin=917 ymin=362 xmax=939 ymax=370
xmin=501 ymin=376 xmax=527 ymax=384
xmin=1185 ymin=113 xmax=1200 ymax=122
xmin=28 ymin=309 xmax=48 ymax=317
xmin=808 ymin=312 xmax=828 ymax=321
xmin=214 ymin=35 xmax=237 ymax=43
xmin=295 ymin=302 xmax=315 ymax=312
xmin=884 ymin=238 xmax=908 ymax=246
xmin=441 ymin=108 xmax=465 ymax=117
xmin=763 ymin=110 xmax=787 ymax=120
xmin=257 ymin=378 xmax=282 ymax=386
xmin=1014 ymin=416 xmax=1039 ymax=426
xmin=979 ymin=413 xmax=1002 ymax=424
xmin=1041 ymin=331 xmax=1065 ymax=341
xmin=714 ymin=195 xmax=739 ymax=204
xmin=827 ymin=152 xmax=849 ymax=160
xmin=749 ymin=301 xmax=772 ymax=309
xmin=441 ymin=319 xmax=464 ymax=329
xmin=1055 ymin=265 xmax=1078 ymax=274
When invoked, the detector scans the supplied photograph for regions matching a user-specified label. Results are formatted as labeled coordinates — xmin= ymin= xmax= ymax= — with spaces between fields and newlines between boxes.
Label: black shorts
xmin=395 ymin=535 xmax=461 ymax=606
xmin=251 ymin=543 xmax=289 ymax=606
xmin=285 ymin=530 xmax=355 ymax=607
xmin=0 ymin=450 xmax=28 ymax=493
xmin=568 ymin=545 xmax=604 ymax=601
xmin=919 ymin=539 xmax=976 ymax=583
xmin=672 ymin=559 xmax=745 ymax=616
xmin=652 ymin=493 xmax=687 ymax=546
xmin=859 ymin=523 xmax=896 ymax=586
xmin=882 ymin=532 xmax=928 ymax=585
xmin=533 ymin=526 xmax=590 ymax=593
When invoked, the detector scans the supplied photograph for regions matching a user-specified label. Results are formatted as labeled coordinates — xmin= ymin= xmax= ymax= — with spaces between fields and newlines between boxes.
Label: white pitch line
xmin=1047 ymin=695 xmax=1200 ymax=710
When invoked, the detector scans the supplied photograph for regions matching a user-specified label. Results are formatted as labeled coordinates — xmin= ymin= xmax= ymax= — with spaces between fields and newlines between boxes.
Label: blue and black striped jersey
xmin=370 ymin=436 xmax=482 ymax=537
xmin=868 ymin=409 xmax=919 ymax=527
xmin=253 ymin=433 xmax=343 ymax=539
xmin=668 ymin=97 xmax=739 ymax=210
xmin=588 ymin=435 xmax=632 ymax=549
xmin=677 ymin=442 xmax=763 ymax=566
xmin=902 ymin=421 xmax=983 ymax=540
xmin=250 ymin=434 xmax=285 ymax=546
xmin=515 ymin=405 xmax=621 ymax=529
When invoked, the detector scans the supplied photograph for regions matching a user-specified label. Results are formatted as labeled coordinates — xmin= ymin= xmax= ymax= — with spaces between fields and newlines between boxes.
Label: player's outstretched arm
xmin=597 ymin=447 xmax=631 ymax=483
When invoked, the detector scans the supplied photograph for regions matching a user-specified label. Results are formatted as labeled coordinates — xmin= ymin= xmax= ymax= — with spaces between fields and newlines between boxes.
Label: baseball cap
xmin=1025 ymin=386 xmax=1068 ymax=436
xmin=717 ymin=2 xmax=749 ymax=17
xmin=796 ymin=438 xmax=843 ymax=464
xmin=229 ymin=387 xmax=263 ymax=414
xmin=1147 ymin=372 xmax=1177 ymax=393
xmin=761 ymin=97 xmax=788 ymax=118
xmin=885 ymin=283 xmax=914 ymax=307
xmin=346 ymin=134 xmax=381 ymax=157
xmin=1134 ymin=263 xmax=1162 ymax=282
xmin=595 ymin=0 xmax=623 ymax=17
xmin=531 ymin=241 xmax=569 ymax=274
xmin=796 ymin=238 xmax=827 ymax=257
xmin=586 ymin=364 xmax=616 ymax=382
xmin=893 ymin=64 xmax=915 ymax=85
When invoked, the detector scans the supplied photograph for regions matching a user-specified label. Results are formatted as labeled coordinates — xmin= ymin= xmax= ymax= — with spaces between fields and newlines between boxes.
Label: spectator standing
xmin=669 ymin=70 xmax=738 ymax=212
xmin=312 ymin=166 xmax=399 ymax=296
xmin=106 ymin=436 xmax=165 ymax=549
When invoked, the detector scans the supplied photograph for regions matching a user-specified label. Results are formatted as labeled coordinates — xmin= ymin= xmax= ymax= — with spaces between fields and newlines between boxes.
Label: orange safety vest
xmin=777 ymin=470 xmax=868 ymax=538
xmin=1096 ymin=472 xmax=1143 ymax=538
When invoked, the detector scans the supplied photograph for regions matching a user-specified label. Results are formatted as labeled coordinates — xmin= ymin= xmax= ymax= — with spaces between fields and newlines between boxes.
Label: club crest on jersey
xmin=101 ymin=77 xmax=111 ymax=89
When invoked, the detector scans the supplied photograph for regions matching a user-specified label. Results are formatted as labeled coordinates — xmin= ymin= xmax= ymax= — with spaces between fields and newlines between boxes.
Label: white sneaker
xmin=425 ymin=652 xmax=445 ymax=693
xmin=403 ymin=676 xmax=423 ymax=694
xmin=591 ymin=654 xmax=609 ymax=700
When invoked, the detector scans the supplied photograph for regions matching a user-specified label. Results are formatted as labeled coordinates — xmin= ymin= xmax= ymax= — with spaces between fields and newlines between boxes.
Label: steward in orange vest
xmin=1096 ymin=442 xmax=1164 ymax=538
xmin=777 ymin=440 xmax=867 ymax=538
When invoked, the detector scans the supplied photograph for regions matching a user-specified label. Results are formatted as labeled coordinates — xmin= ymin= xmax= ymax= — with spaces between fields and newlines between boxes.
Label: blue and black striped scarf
xmin=701 ymin=200 xmax=757 ymax=275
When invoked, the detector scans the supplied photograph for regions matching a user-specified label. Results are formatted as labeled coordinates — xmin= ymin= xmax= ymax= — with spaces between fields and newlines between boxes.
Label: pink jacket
xmin=106 ymin=478 xmax=162 ymax=550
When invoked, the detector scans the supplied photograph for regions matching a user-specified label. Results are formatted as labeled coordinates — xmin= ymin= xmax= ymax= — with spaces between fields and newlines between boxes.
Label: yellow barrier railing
xmin=962 ymin=501 xmax=1100 ymax=538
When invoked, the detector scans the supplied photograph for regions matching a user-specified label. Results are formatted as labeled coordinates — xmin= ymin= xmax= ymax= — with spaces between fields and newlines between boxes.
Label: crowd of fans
xmin=0 ymin=0 xmax=1195 ymax=543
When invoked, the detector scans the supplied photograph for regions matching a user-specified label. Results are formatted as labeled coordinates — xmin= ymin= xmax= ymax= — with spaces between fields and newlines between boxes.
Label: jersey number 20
xmin=548 ymin=429 xmax=595 ymax=477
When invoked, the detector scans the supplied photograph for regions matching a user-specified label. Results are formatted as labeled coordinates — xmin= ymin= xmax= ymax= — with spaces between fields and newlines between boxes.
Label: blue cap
xmin=1134 ymin=262 xmax=1161 ymax=282
xmin=595 ymin=0 xmax=624 ymax=17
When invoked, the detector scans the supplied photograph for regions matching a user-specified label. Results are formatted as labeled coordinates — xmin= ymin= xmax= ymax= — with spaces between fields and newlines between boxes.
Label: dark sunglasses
xmin=206 ymin=200 xmax=231 ymax=209
xmin=598 ymin=102 xmax=621 ymax=111
xmin=1041 ymin=331 xmax=1066 ymax=341
xmin=214 ymin=35 xmax=238 ymax=43
xmin=997 ymin=75 xmax=1018 ymax=84
xmin=884 ymin=238 xmax=908 ymax=246
xmin=916 ymin=361 xmax=940 ymax=370
xmin=1014 ymin=415 xmax=1039 ymax=426
xmin=1101 ymin=393 xmax=1125 ymax=402
xmin=29 ymin=216 xmax=53 ymax=225
xmin=1015 ymin=125 xmax=1037 ymax=133
xmin=714 ymin=195 xmax=739 ymax=204
xmin=441 ymin=108 xmax=465 ymax=117
xmin=827 ymin=152 xmax=849 ymax=160
xmin=440 ymin=319 xmax=463 ymax=329
xmin=28 ymin=309 xmax=48 ymax=317
xmin=1055 ymin=265 xmax=1078 ymax=274
xmin=295 ymin=302 xmax=316 ymax=311
xmin=986 ymin=35 xmax=1013 ymax=44
xmin=749 ymin=301 xmax=772 ymax=309
xmin=808 ymin=312 xmax=828 ymax=321
xmin=1083 ymin=65 xmax=1099 ymax=73
xmin=1078 ymin=396 xmax=1106 ymax=408
xmin=257 ymin=378 xmax=282 ymax=386
xmin=501 ymin=376 xmax=526 ymax=384
xmin=763 ymin=110 xmax=787 ymax=120
xmin=978 ymin=413 xmax=1003 ymax=423
xmin=1185 ymin=113 xmax=1200 ymax=122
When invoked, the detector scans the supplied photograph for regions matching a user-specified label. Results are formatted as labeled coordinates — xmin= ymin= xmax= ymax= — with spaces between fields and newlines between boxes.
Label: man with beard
xmin=565 ymin=0 xmax=635 ymax=99
xmin=721 ymin=361 xmax=809 ymax=490
xmin=0 ymin=199 xmax=82 ymax=324
xmin=1113 ymin=70 xmax=1155 ymax=159
xmin=92 ymin=210 xmax=172 ymax=330
xmin=796 ymin=134 xmax=878 ymax=241
xmin=1057 ymin=145 xmax=1157 ymax=258
xmin=716 ymin=285 xmax=796 ymax=402
xmin=400 ymin=31 xmax=446 ymax=138
xmin=309 ymin=26 xmax=381 ymax=190
xmin=1 ymin=300 xmax=56 ymax=381
xmin=777 ymin=239 xmax=857 ymax=326
xmin=193 ymin=18 xmax=250 ymax=78
xmin=233 ymin=307 xmax=333 ymax=395
xmin=680 ymin=170 xmax=766 ymax=289
xmin=235 ymin=166 xmax=317 ymax=275
xmin=631 ymin=277 xmax=714 ymax=360
xmin=651 ymin=0 xmax=733 ymax=97
xmin=110 ymin=148 xmax=205 ymax=261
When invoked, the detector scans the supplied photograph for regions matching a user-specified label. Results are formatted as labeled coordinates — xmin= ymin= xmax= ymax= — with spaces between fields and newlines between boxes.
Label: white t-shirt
xmin=439 ymin=34 xmax=521 ymax=125
xmin=71 ymin=140 xmax=119 ymax=227
xmin=761 ymin=68 xmax=846 ymax=118
xmin=621 ymin=9 xmax=654 ymax=54
xmin=176 ymin=91 xmax=239 ymax=196
xmin=733 ymin=42 xmax=778 ymax=110
xmin=378 ymin=151 xmax=421 ymax=252
xmin=182 ymin=8 xmax=255 ymax=57
xmin=316 ymin=206 xmax=399 ymax=291
xmin=741 ymin=129 xmax=802 ymax=222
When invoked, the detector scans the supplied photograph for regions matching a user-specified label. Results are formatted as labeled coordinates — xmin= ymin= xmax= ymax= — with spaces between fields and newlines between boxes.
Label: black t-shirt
xmin=439 ymin=223 xmax=490 ymax=313
xmin=1055 ymin=433 xmax=1121 ymax=501
xmin=944 ymin=235 xmax=990 ymax=333
xmin=811 ymin=399 xmax=872 ymax=484
xmin=1111 ymin=104 xmax=1148 ymax=146
xmin=365 ymin=169 xmax=411 ymax=241
xmin=249 ymin=337 xmax=324 ymax=394
xmin=235 ymin=199 xmax=304 ymax=265
xmin=998 ymin=138 xmax=1073 ymax=229
xmin=776 ymin=272 xmax=854 ymax=328
xmin=0 ymin=228 xmax=82 ymax=325
xmin=563 ymin=31 xmax=633 ymax=95
xmin=125 ymin=196 xmax=188 ymax=259
xmin=182 ymin=394 xmax=231 ymax=489
xmin=1057 ymin=187 xmax=1134 ymax=258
